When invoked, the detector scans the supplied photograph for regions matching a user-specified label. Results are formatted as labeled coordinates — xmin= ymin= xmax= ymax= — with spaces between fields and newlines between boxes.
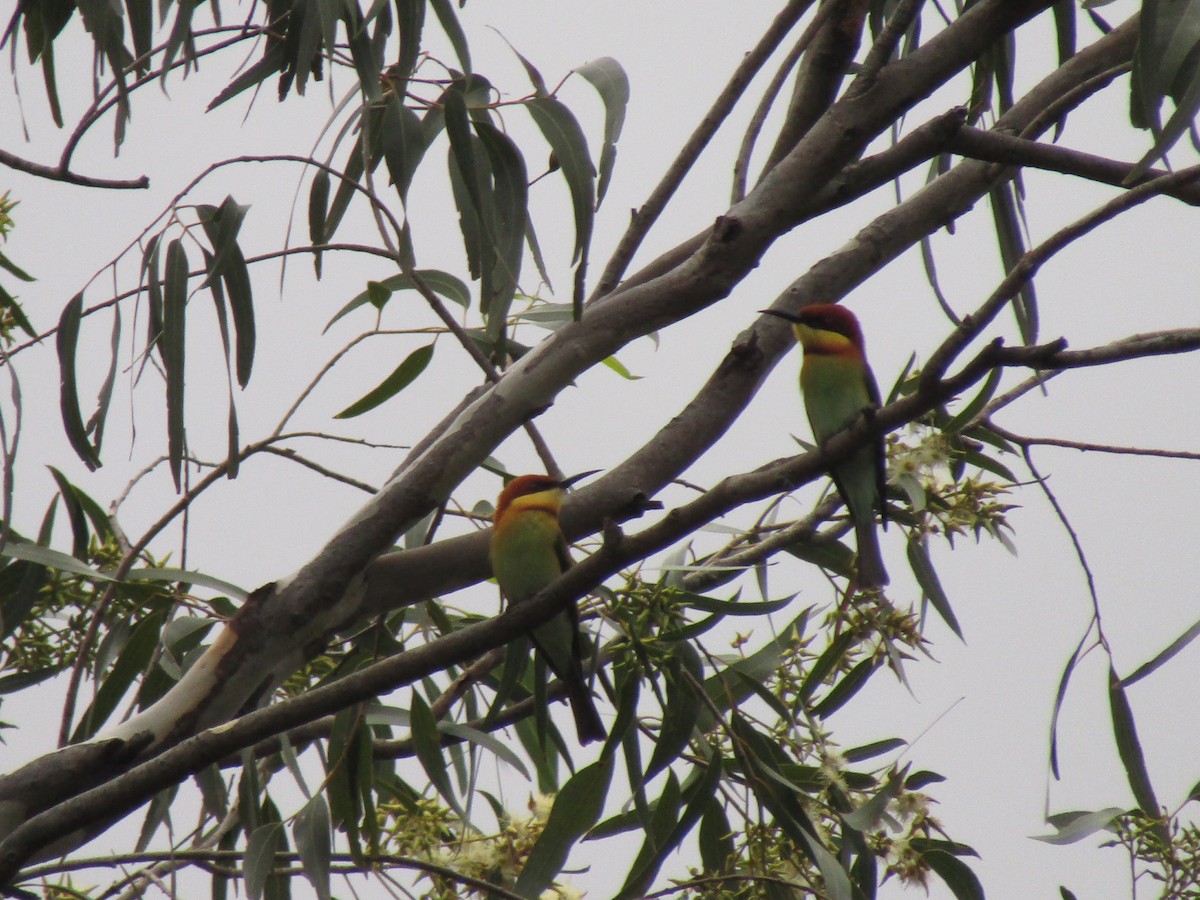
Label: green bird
xmin=489 ymin=472 xmax=606 ymax=744
xmin=763 ymin=304 xmax=889 ymax=588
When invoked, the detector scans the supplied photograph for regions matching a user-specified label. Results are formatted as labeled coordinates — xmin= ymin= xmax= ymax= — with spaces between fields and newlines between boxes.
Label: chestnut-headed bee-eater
xmin=489 ymin=472 xmax=606 ymax=744
xmin=763 ymin=304 xmax=890 ymax=588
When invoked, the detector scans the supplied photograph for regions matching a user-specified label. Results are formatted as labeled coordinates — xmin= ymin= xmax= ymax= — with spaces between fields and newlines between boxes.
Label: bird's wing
xmin=863 ymin=364 xmax=888 ymax=528
xmin=554 ymin=531 xmax=573 ymax=576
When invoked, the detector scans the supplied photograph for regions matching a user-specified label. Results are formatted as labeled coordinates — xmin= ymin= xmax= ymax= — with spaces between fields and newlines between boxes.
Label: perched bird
xmin=489 ymin=472 xmax=606 ymax=744
xmin=762 ymin=304 xmax=889 ymax=588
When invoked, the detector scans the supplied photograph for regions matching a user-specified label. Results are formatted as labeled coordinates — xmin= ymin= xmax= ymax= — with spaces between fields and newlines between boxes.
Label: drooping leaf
xmin=325 ymin=270 xmax=471 ymax=331
xmin=197 ymin=198 xmax=255 ymax=387
xmin=429 ymin=0 xmax=470 ymax=76
xmin=245 ymin=822 xmax=285 ymax=900
xmin=573 ymin=56 xmax=629 ymax=206
xmin=162 ymin=238 xmax=188 ymax=489
xmin=1108 ymin=667 xmax=1160 ymax=818
xmin=515 ymin=755 xmax=614 ymax=897
xmin=813 ymin=657 xmax=881 ymax=718
xmin=989 ymin=182 xmax=1038 ymax=344
xmin=907 ymin=537 xmax=963 ymax=640
xmin=474 ymin=119 xmax=528 ymax=340
xmin=915 ymin=839 xmax=985 ymax=900
xmin=333 ymin=344 xmax=434 ymax=418
xmin=293 ymin=794 xmax=333 ymax=900
xmin=617 ymin=753 xmax=723 ymax=899
xmin=410 ymin=693 xmax=461 ymax=815
xmin=642 ymin=642 xmax=703 ymax=783
xmin=56 ymin=293 xmax=101 ymax=470
xmin=524 ymin=96 xmax=596 ymax=264
xmin=381 ymin=96 xmax=428 ymax=206
xmin=1050 ymin=630 xmax=1091 ymax=779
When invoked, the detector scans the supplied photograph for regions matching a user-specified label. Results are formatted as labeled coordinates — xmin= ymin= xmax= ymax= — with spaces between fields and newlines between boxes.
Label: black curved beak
xmin=760 ymin=308 xmax=803 ymax=324
xmin=559 ymin=469 xmax=601 ymax=490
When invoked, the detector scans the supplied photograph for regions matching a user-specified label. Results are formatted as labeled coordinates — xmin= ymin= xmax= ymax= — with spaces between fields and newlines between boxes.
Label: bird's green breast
xmin=490 ymin=510 xmax=565 ymax=604
xmin=800 ymin=353 xmax=872 ymax=443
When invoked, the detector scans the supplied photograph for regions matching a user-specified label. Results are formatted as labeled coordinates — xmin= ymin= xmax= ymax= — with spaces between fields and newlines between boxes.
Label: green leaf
xmin=206 ymin=46 xmax=286 ymax=112
xmin=245 ymin=822 xmax=284 ymax=900
xmin=919 ymin=844 xmax=984 ymax=900
xmin=698 ymin=797 xmax=734 ymax=873
xmin=573 ymin=56 xmax=629 ymax=206
xmin=325 ymin=270 xmax=471 ymax=331
xmin=1120 ymin=614 xmax=1200 ymax=687
xmin=125 ymin=567 xmax=248 ymax=601
xmin=1032 ymin=807 xmax=1124 ymax=845
xmin=813 ymin=657 xmax=880 ymax=718
xmin=435 ymin=721 xmax=531 ymax=779
xmin=1050 ymin=631 xmax=1090 ymax=778
xmin=0 ymin=540 xmax=115 ymax=581
xmin=293 ymin=794 xmax=332 ymax=900
xmin=0 ymin=506 xmax=54 ymax=640
xmin=162 ymin=238 xmax=188 ymax=490
xmin=618 ymin=754 xmax=723 ymax=899
xmin=1108 ymin=667 xmax=1160 ymax=817
xmin=844 ymin=738 xmax=907 ymax=763
xmin=429 ymin=0 xmax=470 ymax=76
xmin=798 ymin=631 xmax=855 ymax=702
xmin=515 ymin=755 xmax=614 ymax=896
xmin=643 ymin=642 xmax=703 ymax=783
xmin=381 ymin=96 xmax=427 ymax=205
xmin=1129 ymin=0 xmax=1200 ymax=176
xmin=906 ymin=537 xmax=963 ymax=640
xmin=524 ymin=96 xmax=596 ymax=264
xmin=334 ymin=344 xmax=434 ymax=418
xmin=0 ymin=665 xmax=66 ymax=695
xmin=56 ymin=293 xmax=101 ymax=470
xmin=600 ymin=355 xmax=640 ymax=380
xmin=46 ymin=466 xmax=90 ymax=557
xmin=308 ymin=169 xmax=331 ymax=259
xmin=410 ymin=693 xmax=461 ymax=815
xmin=943 ymin=365 xmax=1000 ymax=434
xmin=698 ymin=631 xmax=791 ymax=730
xmin=989 ymin=182 xmax=1038 ymax=344
xmin=474 ymin=119 xmax=528 ymax=343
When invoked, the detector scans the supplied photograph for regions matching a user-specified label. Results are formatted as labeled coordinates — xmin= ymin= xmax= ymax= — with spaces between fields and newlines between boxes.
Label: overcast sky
xmin=3 ymin=1 xmax=1199 ymax=897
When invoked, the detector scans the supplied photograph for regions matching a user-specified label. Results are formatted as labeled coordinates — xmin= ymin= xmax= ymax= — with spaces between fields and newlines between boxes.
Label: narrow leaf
xmin=515 ymin=755 xmax=614 ymax=896
xmin=162 ymin=239 xmax=188 ymax=490
xmin=334 ymin=344 xmax=434 ymax=418
xmin=1108 ymin=667 xmax=1160 ymax=817
xmin=293 ymin=794 xmax=332 ymax=900
xmin=574 ymin=56 xmax=629 ymax=206
xmin=410 ymin=693 xmax=461 ymax=815
xmin=1032 ymin=807 xmax=1124 ymax=845
xmin=1120 ymin=614 xmax=1200 ymax=687
xmin=907 ymin=537 xmax=963 ymax=640
xmin=56 ymin=293 xmax=101 ymax=469
xmin=524 ymin=96 xmax=596 ymax=264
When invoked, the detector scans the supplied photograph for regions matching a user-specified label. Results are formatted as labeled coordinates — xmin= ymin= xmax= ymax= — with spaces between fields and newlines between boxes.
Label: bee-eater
xmin=762 ymin=304 xmax=889 ymax=588
xmin=489 ymin=472 xmax=606 ymax=744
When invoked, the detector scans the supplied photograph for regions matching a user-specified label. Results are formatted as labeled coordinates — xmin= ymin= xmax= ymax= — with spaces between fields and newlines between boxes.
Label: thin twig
xmin=731 ymin=0 xmax=841 ymax=202
xmin=590 ymin=0 xmax=817 ymax=299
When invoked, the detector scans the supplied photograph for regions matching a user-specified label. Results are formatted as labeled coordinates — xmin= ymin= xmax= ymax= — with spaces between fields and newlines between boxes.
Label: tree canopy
xmin=2 ymin=1 xmax=1200 ymax=897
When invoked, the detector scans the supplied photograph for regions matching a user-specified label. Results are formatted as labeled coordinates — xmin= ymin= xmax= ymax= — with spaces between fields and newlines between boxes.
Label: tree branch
xmin=0 ymin=147 xmax=148 ymax=190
